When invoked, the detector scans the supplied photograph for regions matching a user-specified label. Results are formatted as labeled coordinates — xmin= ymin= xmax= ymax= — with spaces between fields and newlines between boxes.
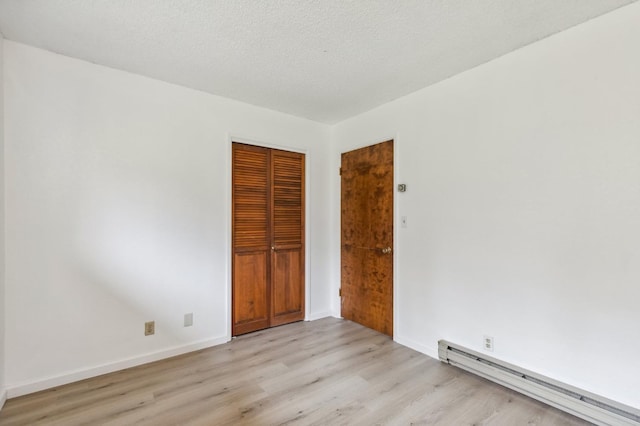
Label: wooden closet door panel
xmin=272 ymin=150 xmax=304 ymax=248
xmin=233 ymin=251 xmax=269 ymax=335
xmin=271 ymin=249 xmax=303 ymax=325
xmin=232 ymin=143 xmax=270 ymax=335
xmin=270 ymin=150 xmax=305 ymax=325
xmin=233 ymin=144 xmax=270 ymax=251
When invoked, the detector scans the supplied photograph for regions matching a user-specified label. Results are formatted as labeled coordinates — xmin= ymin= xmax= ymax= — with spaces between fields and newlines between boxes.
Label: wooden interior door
xmin=270 ymin=150 xmax=305 ymax=326
xmin=232 ymin=143 xmax=305 ymax=336
xmin=232 ymin=144 xmax=271 ymax=335
xmin=341 ymin=140 xmax=394 ymax=336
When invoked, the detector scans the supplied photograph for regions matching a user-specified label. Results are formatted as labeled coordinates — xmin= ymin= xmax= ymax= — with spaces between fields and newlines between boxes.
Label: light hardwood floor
xmin=0 ymin=318 xmax=590 ymax=425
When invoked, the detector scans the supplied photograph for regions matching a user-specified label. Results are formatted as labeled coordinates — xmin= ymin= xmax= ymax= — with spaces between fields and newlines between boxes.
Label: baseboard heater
xmin=438 ymin=340 xmax=640 ymax=426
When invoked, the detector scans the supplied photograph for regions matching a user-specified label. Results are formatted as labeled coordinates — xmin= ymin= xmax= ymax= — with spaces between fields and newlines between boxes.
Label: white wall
xmin=332 ymin=3 xmax=640 ymax=409
xmin=0 ymin=34 xmax=6 ymax=408
xmin=3 ymin=41 xmax=332 ymax=395
xmin=4 ymin=2 xmax=640 ymax=412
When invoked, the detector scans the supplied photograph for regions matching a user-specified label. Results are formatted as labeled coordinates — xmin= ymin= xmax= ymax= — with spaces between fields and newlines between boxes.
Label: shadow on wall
xmin=37 ymin=158 xmax=226 ymax=359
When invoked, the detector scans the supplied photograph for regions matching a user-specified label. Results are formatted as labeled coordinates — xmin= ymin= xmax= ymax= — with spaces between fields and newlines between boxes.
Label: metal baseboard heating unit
xmin=438 ymin=340 xmax=640 ymax=426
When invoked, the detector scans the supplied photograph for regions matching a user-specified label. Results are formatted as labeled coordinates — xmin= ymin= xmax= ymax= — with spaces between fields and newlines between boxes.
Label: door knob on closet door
xmin=381 ymin=247 xmax=392 ymax=254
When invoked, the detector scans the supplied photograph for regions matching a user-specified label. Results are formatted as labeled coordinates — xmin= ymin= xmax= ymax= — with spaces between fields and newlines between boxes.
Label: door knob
xmin=381 ymin=247 xmax=392 ymax=254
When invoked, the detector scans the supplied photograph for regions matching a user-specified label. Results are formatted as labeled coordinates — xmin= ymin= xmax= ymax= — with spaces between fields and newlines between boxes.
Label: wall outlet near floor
xmin=483 ymin=335 xmax=494 ymax=352
xmin=145 ymin=321 xmax=155 ymax=336
xmin=184 ymin=313 xmax=193 ymax=327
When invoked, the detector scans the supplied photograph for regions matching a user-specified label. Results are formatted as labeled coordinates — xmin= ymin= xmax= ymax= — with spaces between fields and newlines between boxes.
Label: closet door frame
xmin=227 ymin=136 xmax=310 ymax=338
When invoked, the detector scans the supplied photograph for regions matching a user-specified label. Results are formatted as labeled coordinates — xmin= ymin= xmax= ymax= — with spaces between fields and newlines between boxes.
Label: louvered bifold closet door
xmin=232 ymin=144 xmax=271 ymax=335
xmin=232 ymin=143 xmax=305 ymax=336
xmin=270 ymin=149 xmax=305 ymax=326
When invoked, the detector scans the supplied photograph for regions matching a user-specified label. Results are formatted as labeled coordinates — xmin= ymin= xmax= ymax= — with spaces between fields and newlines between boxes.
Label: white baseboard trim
xmin=7 ymin=335 xmax=229 ymax=398
xmin=395 ymin=335 xmax=439 ymax=360
xmin=306 ymin=310 xmax=333 ymax=321
xmin=0 ymin=388 xmax=7 ymax=411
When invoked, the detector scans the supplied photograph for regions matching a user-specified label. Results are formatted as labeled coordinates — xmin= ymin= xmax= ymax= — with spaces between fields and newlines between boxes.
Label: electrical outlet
xmin=145 ymin=321 xmax=155 ymax=336
xmin=483 ymin=335 xmax=494 ymax=352
xmin=184 ymin=313 xmax=193 ymax=327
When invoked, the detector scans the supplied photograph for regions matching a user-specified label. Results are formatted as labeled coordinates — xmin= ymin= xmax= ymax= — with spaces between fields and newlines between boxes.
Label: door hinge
xmin=339 ymin=167 xmax=342 ymax=176
xmin=339 ymin=288 xmax=342 ymax=297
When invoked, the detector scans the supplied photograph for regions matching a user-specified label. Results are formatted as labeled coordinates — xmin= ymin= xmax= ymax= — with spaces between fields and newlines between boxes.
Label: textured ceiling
xmin=0 ymin=0 xmax=636 ymax=123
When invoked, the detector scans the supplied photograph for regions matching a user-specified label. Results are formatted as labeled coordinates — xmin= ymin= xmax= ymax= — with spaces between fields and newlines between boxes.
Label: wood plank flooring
xmin=0 ymin=318 xmax=590 ymax=425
